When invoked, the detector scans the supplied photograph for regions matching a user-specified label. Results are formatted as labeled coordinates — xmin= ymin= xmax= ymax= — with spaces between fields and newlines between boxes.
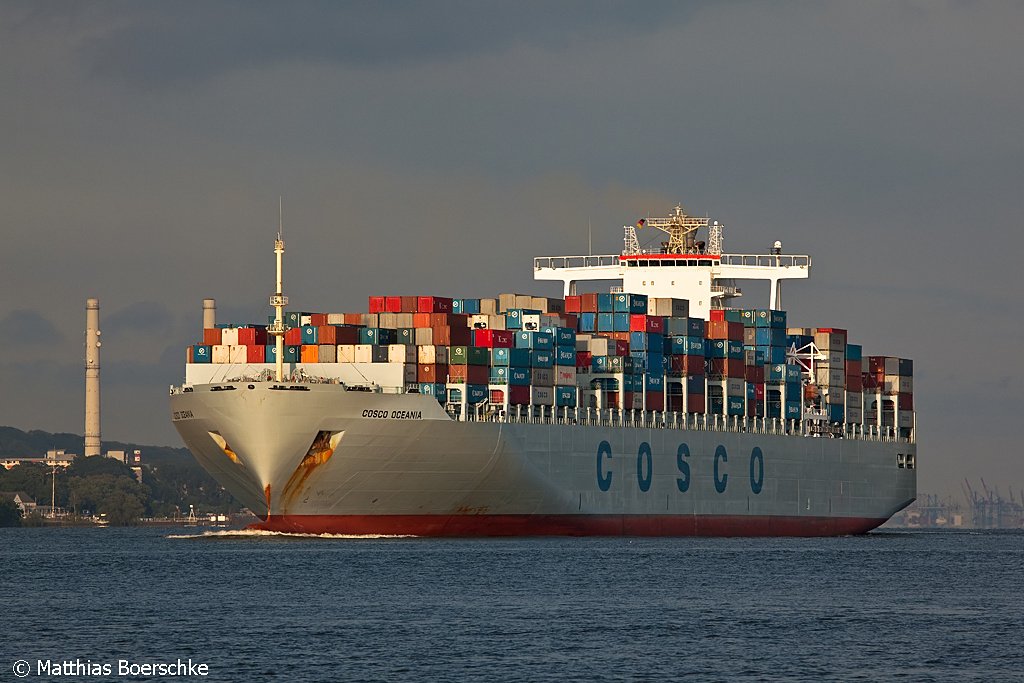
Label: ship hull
xmin=171 ymin=383 xmax=916 ymax=537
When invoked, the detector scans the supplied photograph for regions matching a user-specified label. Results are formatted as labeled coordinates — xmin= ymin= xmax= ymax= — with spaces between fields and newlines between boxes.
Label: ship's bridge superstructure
xmin=534 ymin=204 xmax=811 ymax=318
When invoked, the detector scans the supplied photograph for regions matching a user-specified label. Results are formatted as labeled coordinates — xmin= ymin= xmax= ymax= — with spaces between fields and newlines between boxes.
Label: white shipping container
xmin=327 ymin=313 xmax=346 ymax=325
xmin=229 ymin=345 xmax=248 ymax=363
xmin=378 ymin=313 xmax=399 ymax=328
xmin=469 ymin=314 xmax=489 ymax=329
xmin=589 ymin=338 xmax=610 ymax=356
xmin=415 ymin=328 xmax=433 ymax=345
xmin=529 ymin=297 xmax=550 ymax=313
xmin=396 ymin=313 xmax=414 ymax=328
xmin=847 ymin=405 xmax=863 ymax=423
xmin=630 ymin=393 xmax=644 ymax=410
xmin=884 ymin=357 xmax=900 ymax=375
xmin=212 ymin=344 xmax=231 ymax=363
xmin=846 ymin=391 xmax=864 ymax=410
xmin=540 ymin=314 xmax=561 ymax=327
xmin=530 ymin=386 xmax=554 ymax=405
xmin=480 ymin=298 xmax=498 ymax=315
xmin=498 ymin=293 xmax=517 ymax=312
xmin=556 ymin=367 xmax=576 ymax=385
xmin=726 ymin=378 xmax=745 ymax=397
xmin=337 ymin=345 xmax=356 ymax=363
xmin=897 ymin=410 xmax=914 ymax=429
xmin=648 ymin=297 xmax=689 ymax=318
xmin=388 ymin=344 xmax=415 ymax=363
xmin=318 ymin=344 xmax=337 ymax=363
xmin=515 ymin=295 xmax=533 ymax=310
xmin=815 ymin=368 xmax=846 ymax=387
xmin=883 ymin=375 xmax=913 ymax=394
xmin=575 ymin=334 xmax=593 ymax=351
xmin=299 ymin=315 xmax=313 ymax=326
xmin=814 ymin=332 xmax=846 ymax=351
xmin=828 ymin=351 xmax=844 ymax=367
xmin=354 ymin=344 xmax=373 ymax=363
xmin=823 ymin=388 xmax=845 ymax=405
xmin=221 ymin=328 xmax=239 ymax=346
xmin=418 ymin=345 xmax=449 ymax=365
xmin=522 ymin=314 xmax=541 ymax=331
xmin=361 ymin=313 xmax=380 ymax=327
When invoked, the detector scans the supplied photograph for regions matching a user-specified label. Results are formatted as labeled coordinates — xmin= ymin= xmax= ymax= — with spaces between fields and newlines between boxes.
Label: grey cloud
xmin=76 ymin=1 xmax=696 ymax=87
xmin=0 ymin=310 xmax=65 ymax=345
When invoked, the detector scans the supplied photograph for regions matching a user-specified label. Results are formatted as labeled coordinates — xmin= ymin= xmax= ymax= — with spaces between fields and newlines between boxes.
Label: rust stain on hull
xmin=279 ymin=431 xmax=342 ymax=514
xmin=263 ymin=484 xmax=272 ymax=519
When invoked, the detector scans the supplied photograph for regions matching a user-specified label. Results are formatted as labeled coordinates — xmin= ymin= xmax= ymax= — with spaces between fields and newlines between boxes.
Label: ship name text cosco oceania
xmin=361 ymin=409 xmax=423 ymax=420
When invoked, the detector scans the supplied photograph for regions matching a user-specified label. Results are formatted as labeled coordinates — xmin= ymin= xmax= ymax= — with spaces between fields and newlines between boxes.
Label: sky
xmin=1 ymin=1 xmax=1021 ymax=499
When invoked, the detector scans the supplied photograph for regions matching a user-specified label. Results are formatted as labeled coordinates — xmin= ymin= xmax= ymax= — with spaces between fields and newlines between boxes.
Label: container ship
xmin=169 ymin=203 xmax=917 ymax=536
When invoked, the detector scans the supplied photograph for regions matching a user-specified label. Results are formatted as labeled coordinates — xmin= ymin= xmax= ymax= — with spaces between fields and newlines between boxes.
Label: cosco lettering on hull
xmin=596 ymin=441 xmax=765 ymax=495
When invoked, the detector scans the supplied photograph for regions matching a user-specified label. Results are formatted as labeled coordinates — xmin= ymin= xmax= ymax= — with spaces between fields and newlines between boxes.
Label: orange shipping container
xmin=417 ymin=363 xmax=448 ymax=383
xmin=300 ymin=345 xmax=319 ymax=363
xmin=203 ymin=328 xmax=222 ymax=345
xmin=317 ymin=325 xmax=338 ymax=344
xmin=413 ymin=313 xmax=432 ymax=328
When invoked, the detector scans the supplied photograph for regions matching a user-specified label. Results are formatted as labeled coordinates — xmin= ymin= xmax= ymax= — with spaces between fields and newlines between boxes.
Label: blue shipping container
xmin=579 ymin=312 xmax=597 ymax=332
xmin=191 ymin=345 xmax=212 ymax=363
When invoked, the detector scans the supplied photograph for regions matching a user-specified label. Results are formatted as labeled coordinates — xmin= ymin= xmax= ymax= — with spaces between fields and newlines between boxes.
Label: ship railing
xmin=533 ymin=254 xmax=621 ymax=271
xmin=461 ymin=403 xmax=912 ymax=443
xmin=718 ymin=253 xmax=812 ymax=268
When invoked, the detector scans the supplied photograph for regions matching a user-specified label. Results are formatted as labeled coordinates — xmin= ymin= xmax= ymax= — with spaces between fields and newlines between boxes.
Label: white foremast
xmin=534 ymin=204 xmax=810 ymax=318
xmin=267 ymin=205 xmax=289 ymax=381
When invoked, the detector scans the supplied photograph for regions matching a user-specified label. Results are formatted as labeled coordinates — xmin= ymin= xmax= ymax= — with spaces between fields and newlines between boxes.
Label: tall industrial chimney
xmin=84 ymin=298 xmax=101 ymax=457
xmin=203 ymin=298 xmax=216 ymax=331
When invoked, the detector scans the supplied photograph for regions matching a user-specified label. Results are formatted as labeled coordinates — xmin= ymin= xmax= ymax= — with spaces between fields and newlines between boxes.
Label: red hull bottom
xmin=252 ymin=514 xmax=888 ymax=537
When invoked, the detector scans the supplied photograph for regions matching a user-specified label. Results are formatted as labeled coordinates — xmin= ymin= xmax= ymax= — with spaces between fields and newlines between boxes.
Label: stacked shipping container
xmin=186 ymin=293 xmax=911 ymax=431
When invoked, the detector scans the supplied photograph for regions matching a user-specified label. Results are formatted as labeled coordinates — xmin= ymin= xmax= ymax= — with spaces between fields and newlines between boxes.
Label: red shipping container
xmin=684 ymin=355 xmax=705 ymax=375
xmin=668 ymin=355 xmax=685 ymax=374
xmin=845 ymin=360 xmax=860 ymax=376
xmin=474 ymin=329 xmax=514 ymax=348
xmin=368 ymin=296 xmax=386 ymax=313
xmin=490 ymin=389 xmax=505 ymax=404
xmin=562 ymin=313 xmax=578 ymax=329
xmin=246 ymin=345 xmax=265 ymax=363
xmin=709 ymin=310 xmax=726 ymax=322
xmin=335 ymin=326 xmax=359 ymax=344
xmin=745 ymin=366 xmax=765 ymax=383
xmin=310 ymin=313 xmax=328 ymax=327
xmin=203 ymin=328 xmax=222 ymax=345
xmin=508 ymin=385 xmax=531 ymax=405
xmin=580 ymin=293 xmax=599 ymax=313
xmin=576 ymin=351 xmax=592 ymax=368
xmin=565 ymin=295 xmax=582 ymax=313
xmin=417 ymin=296 xmax=453 ymax=313
xmin=397 ymin=296 xmax=415 ymax=313
xmin=898 ymin=393 xmax=913 ymax=410
xmin=385 ymin=296 xmax=403 ymax=312
xmin=687 ymin=394 xmax=706 ymax=413
xmin=816 ymin=327 xmax=848 ymax=336
xmin=629 ymin=314 xmax=664 ymax=334
xmin=345 ymin=313 xmax=363 ymax=326
xmin=755 ymin=383 xmax=765 ymax=401
xmin=728 ymin=358 xmax=744 ymax=377
xmin=417 ymin=363 xmax=448 ymax=383
xmin=237 ymin=328 xmax=268 ymax=346
xmin=300 ymin=345 xmax=319 ymax=363
xmin=846 ymin=374 xmax=863 ymax=392
xmin=728 ymin=322 xmax=744 ymax=341
xmin=449 ymin=364 xmax=488 ymax=384
xmin=412 ymin=313 xmax=432 ymax=328
xmin=285 ymin=327 xmax=303 ymax=345
xmin=431 ymin=325 xmax=471 ymax=346
xmin=317 ymin=326 xmax=337 ymax=345
xmin=646 ymin=391 xmax=664 ymax=409
xmin=668 ymin=395 xmax=683 ymax=412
